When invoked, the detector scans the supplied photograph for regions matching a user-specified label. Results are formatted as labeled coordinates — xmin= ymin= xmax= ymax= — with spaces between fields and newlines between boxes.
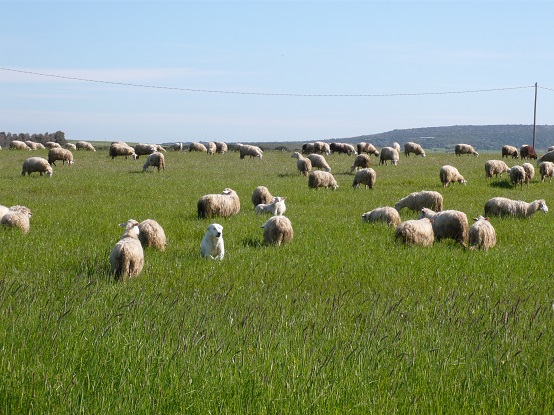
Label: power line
xmin=0 ymin=66 xmax=540 ymax=97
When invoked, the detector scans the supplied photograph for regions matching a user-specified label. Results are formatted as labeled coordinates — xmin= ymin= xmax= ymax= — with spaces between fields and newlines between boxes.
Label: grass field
xmin=0 ymin=146 xmax=552 ymax=413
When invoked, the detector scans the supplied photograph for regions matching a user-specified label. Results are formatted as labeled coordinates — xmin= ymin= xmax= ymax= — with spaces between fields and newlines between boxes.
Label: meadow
xmin=0 ymin=145 xmax=552 ymax=414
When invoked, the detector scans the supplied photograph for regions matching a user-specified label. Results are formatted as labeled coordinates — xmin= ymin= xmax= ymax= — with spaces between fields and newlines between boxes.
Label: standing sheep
xmin=237 ymin=143 xmax=263 ymax=159
xmin=522 ymin=162 xmax=535 ymax=184
xmin=215 ymin=142 xmax=228 ymax=154
xmin=302 ymin=143 xmax=316 ymax=154
xmin=404 ymin=142 xmax=426 ymax=157
xmin=45 ymin=142 xmax=61 ymax=149
xmin=362 ymin=206 xmax=401 ymax=227
xmin=484 ymin=197 xmax=548 ymax=218
xmin=455 ymin=144 xmax=479 ymax=157
xmin=440 ymin=165 xmax=467 ymax=187
xmin=255 ymin=197 xmax=287 ymax=216
xmin=109 ymin=143 xmax=137 ymax=160
xmin=134 ymin=143 xmax=157 ymax=158
xmin=0 ymin=206 xmax=32 ymax=234
xmin=25 ymin=141 xmax=38 ymax=150
xmin=352 ymin=168 xmax=376 ymax=189
xmin=76 ymin=141 xmax=96 ymax=151
xmin=501 ymin=145 xmax=519 ymax=159
xmin=392 ymin=142 xmax=401 ymax=153
xmin=189 ymin=142 xmax=208 ymax=153
xmin=197 ymin=188 xmax=241 ymax=219
xmin=291 ymin=152 xmax=312 ymax=176
xmin=313 ymin=141 xmax=331 ymax=155
xmin=308 ymin=171 xmax=338 ymax=190
xmin=509 ymin=165 xmax=526 ymax=188
xmin=206 ymin=142 xmax=217 ymax=155
xmin=484 ymin=160 xmax=510 ymax=179
xmin=251 ymin=186 xmax=273 ymax=207
xmin=48 ymin=148 xmax=74 ymax=166
xmin=330 ymin=142 xmax=357 ymax=155
xmin=539 ymin=161 xmax=554 ymax=182
xmin=109 ymin=219 xmax=144 ymax=280
xmin=172 ymin=143 xmax=184 ymax=151
xmin=63 ymin=143 xmax=77 ymax=151
xmin=9 ymin=140 xmax=31 ymax=150
xmin=138 ymin=219 xmax=167 ymax=251
xmin=306 ymin=154 xmax=331 ymax=172
xmin=350 ymin=154 xmax=371 ymax=172
xmin=520 ymin=145 xmax=537 ymax=159
xmin=537 ymin=150 xmax=554 ymax=165
xmin=21 ymin=157 xmax=53 ymax=177
xmin=379 ymin=147 xmax=399 ymax=165
xmin=142 ymin=152 xmax=165 ymax=172
xmin=394 ymin=190 xmax=444 ymax=213
xmin=357 ymin=142 xmax=380 ymax=157
xmin=395 ymin=218 xmax=435 ymax=247
xmin=468 ymin=216 xmax=496 ymax=251
xmin=261 ymin=216 xmax=293 ymax=246
xmin=419 ymin=208 xmax=469 ymax=247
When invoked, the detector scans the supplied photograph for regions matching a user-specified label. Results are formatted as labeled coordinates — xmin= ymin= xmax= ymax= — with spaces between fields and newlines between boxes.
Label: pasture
xmin=0 ymin=146 xmax=552 ymax=413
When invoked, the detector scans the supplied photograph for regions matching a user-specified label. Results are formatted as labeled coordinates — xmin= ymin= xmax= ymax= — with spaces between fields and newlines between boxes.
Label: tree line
xmin=0 ymin=131 xmax=66 ymax=148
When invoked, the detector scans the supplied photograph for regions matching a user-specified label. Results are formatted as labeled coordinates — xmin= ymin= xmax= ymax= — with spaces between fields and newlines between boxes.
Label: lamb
xmin=418 ymin=208 xmax=469 ymax=247
xmin=484 ymin=160 xmax=510 ymax=179
xmin=109 ymin=143 xmax=137 ymax=160
xmin=356 ymin=142 xmax=380 ymax=156
xmin=255 ymin=197 xmax=287 ymax=216
xmin=404 ymin=142 xmax=426 ymax=157
xmin=76 ymin=141 xmax=96 ymax=151
xmin=394 ymin=190 xmax=444 ymax=213
xmin=109 ymin=219 xmax=144 ymax=280
xmin=362 ymin=206 xmax=401 ymax=227
xmin=45 ymin=142 xmax=61 ymax=149
xmin=501 ymin=145 xmax=519 ymax=159
xmin=484 ymin=197 xmax=548 ymax=218
xmin=251 ymin=186 xmax=273 ymax=207
xmin=261 ymin=216 xmax=293 ymax=246
xmin=200 ymin=223 xmax=225 ymax=259
xmin=138 ymin=219 xmax=167 ymax=251
xmin=308 ymin=171 xmax=338 ymax=190
xmin=520 ymin=145 xmax=537 ymax=159
xmin=350 ymin=154 xmax=371 ymax=172
xmin=215 ymin=142 xmax=228 ymax=154
xmin=394 ymin=218 xmax=434 ymax=247
xmin=48 ymin=148 xmax=74 ymax=166
xmin=21 ymin=157 xmax=53 ymax=177
xmin=9 ymin=140 xmax=31 ymax=150
xmin=537 ymin=150 xmax=554 ymax=165
xmin=238 ymin=143 xmax=263 ymax=159
xmin=291 ymin=152 xmax=312 ymax=176
xmin=0 ymin=206 xmax=32 ymax=234
xmin=379 ymin=147 xmax=399 ymax=165
xmin=352 ymin=168 xmax=376 ymax=189
xmin=534 ymin=162 xmax=551 ymax=182
xmin=134 ymin=143 xmax=157 ymax=158
xmin=206 ymin=142 xmax=217 ymax=155
xmin=197 ymin=188 xmax=241 ymax=219
xmin=63 ymin=143 xmax=77 ymax=151
xmin=306 ymin=154 xmax=331 ymax=172
xmin=468 ymin=216 xmax=496 ymax=251
xmin=189 ymin=142 xmax=208 ymax=153
xmin=522 ymin=162 xmax=535 ymax=184
xmin=440 ymin=165 xmax=466 ymax=187
xmin=142 ymin=151 xmax=165 ymax=172
xmin=455 ymin=143 xmax=479 ymax=157
xmin=509 ymin=165 xmax=526 ymax=188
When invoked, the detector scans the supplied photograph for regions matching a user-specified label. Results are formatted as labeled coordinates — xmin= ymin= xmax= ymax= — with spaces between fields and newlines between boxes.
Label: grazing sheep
xmin=197 ymin=188 xmax=241 ymax=219
xmin=261 ymin=216 xmax=293 ymax=246
xmin=357 ymin=142 xmax=380 ymax=157
xmin=501 ymin=145 xmax=519 ymax=159
xmin=76 ymin=141 xmax=96 ymax=151
xmin=522 ymin=162 xmax=535 ymax=184
xmin=255 ymin=197 xmax=287 ymax=216
xmin=238 ymin=143 xmax=263 ymax=159
xmin=394 ymin=190 xmax=444 ymax=213
xmin=48 ymin=148 xmax=74 ymax=166
xmin=392 ymin=142 xmax=401 ymax=152
xmin=306 ymin=154 xmax=331 ymax=172
xmin=308 ymin=171 xmax=338 ymax=190
xmin=189 ymin=142 xmax=208 ymax=153
xmin=9 ymin=140 xmax=31 ymax=150
xmin=214 ymin=141 xmax=227 ymax=154
xmin=25 ymin=141 xmax=38 ymax=150
xmin=404 ymin=142 xmax=426 ymax=157
xmin=520 ymin=145 xmax=537 ymax=159
xmin=291 ymin=152 xmax=312 ymax=176
xmin=350 ymin=154 xmax=371 ymax=172
xmin=63 ymin=143 xmax=77 ymax=151
xmin=138 ymin=219 xmax=167 ymax=251
xmin=109 ymin=219 xmax=144 ymax=280
xmin=172 ymin=142 xmax=184 ymax=151
xmin=419 ymin=208 xmax=469 ymax=247
xmin=352 ymin=168 xmax=376 ymax=189
xmin=455 ymin=143 xmax=479 ymax=157
xmin=314 ymin=141 xmax=331 ymax=155
xmin=484 ymin=160 xmax=510 ymax=179
xmin=484 ymin=197 xmax=548 ymax=218
xmin=362 ymin=206 xmax=401 ymax=227
xmin=440 ymin=165 xmax=466 ymax=187
xmin=200 ymin=223 xmax=225 ymax=259
xmin=134 ymin=143 xmax=157 ymax=158
xmin=206 ymin=142 xmax=217 ymax=155
xmin=155 ymin=145 xmax=166 ymax=152
xmin=469 ymin=216 xmax=496 ymax=251
xmin=251 ymin=186 xmax=273 ymax=207
xmin=379 ymin=147 xmax=399 ymax=165
xmin=109 ymin=143 xmax=138 ymax=160
xmin=142 ymin=152 xmax=165 ymax=172
xmin=0 ymin=206 xmax=32 ymax=234
xmin=395 ymin=218 xmax=434 ymax=247
xmin=537 ymin=150 xmax=554 ymax=165
xmin=302 ymin=143 xmax=315 ymax=154
xmin=539 ymin=161 xmax=554 ymax=182
xmin=509 ymin=165 xmax=526 ymax=188
xmin=330 ymin=142 xmax=357 ymax=155
xmin=45 ymin=141 xmax=61 ymax=149
xmin=21 ymin=157 xmax=53 ymax=177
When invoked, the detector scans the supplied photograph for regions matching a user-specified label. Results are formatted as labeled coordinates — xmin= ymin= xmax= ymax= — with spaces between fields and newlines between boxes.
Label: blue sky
xmin=2 ymin=0 xmax=553 ymax=144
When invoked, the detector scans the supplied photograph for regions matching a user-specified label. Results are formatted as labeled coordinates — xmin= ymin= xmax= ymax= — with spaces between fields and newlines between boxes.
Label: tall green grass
xmin=0 ymin=147 xmax=552 ymax=413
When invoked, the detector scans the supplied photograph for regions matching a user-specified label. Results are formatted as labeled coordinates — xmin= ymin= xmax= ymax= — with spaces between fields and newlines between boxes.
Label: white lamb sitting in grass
xmin=201 ymin=223 xmax=225 ymax=260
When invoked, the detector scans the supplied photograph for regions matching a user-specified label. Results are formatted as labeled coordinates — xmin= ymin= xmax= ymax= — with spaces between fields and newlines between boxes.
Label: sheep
xmin=109 ymin=143 xmax=137 ymax=160
xmin=251 ymin=186 xmax=273 ymax=207
xmin=0 ymin=205 xmax=8 ymax=218
xmin=522 ymin=162 xmax=535 ymax=184
xmin=21 ymin=157 xmax=53 ymax=177
xmin=237 ymin=143 xmax=263 ymax=159
xmin=142 ymin=152 xmax=165 ymax=172
xmin=484 ymin=160 xmax=510 ymax=179
xmin=63 ymin=143 xmax=77 ymax=151
xmin=350 ymin=154 xmax=371 ymax=172
xmin=9 ymin=140 xmax=31 ymax=150
xmin=548 ymin=146 xmax=554 ymax=153
xmin=261 ymin=216 xmax=293 ymax=246
xmin=25 ymin=141 xmax=38 ymax=150
xmin=189 ymin=142 xmax=208 ymax=153
xmin=455 ymin=143 xmax=479 ymax=157
xmin=313 ymin=141 xmax=331 ymax=155
xmin=155 ymin=145 xmax=166 ymax=152
xmin=379 ymin=147 xmax=399 ymax=165
xmin=306 ymin=154 xmax=331 ymax=172
xmin=392 ymin=142 xmax=401 ymax=152
xmin=501 ymin=145 xmax=519 ymax=159
xmin=330 ymin=142 xmax=357 ymax=155
xmin=394 ymin=191 xmax=443 ymax=213
xmin=395 ymin=218 xmax=435 ymax=247
xmin=539 ymin=161 xmax=554 ymax=182
xmin=255 ymin=197 xmax=287 ymax=216
xmin=134 ymin=143 xmax=157 ymax=158
xmin=468 ymin=216 xmax=496 ymax=251
xmin=76 ymin=141 xmax=96 ymax=151
xmin=352 ymin=168 xmax=376 ymax=189
xmin=509 ymin=165 xmax=526 ymax=188
xmin=0 ymin=206 xmax=32 ymax=234
xmin=45 ymin=141 xmax=61 ymax=149
xmin=109 ymin=219 xmax=144 ymax=280
xmin=291 ymin=152 xmax=312 ymax=176
xmin=418 ymin=208 xmax=469 ymax=247
xmin=206 ymin=142 xmax=217 ymax=155
xmin=172 ymin=142 xmax=184 ymax=151
xmin=200 ymin=223 xmax=225 ymax=259
xmin=520 ymin=145 xmax=537 ymax=159
xmin=48 ymin=148 xmax=74 ymax=166
xmin=357 ymin=142 xmax=380 ymax=157
xmin=537 ymin=150 xmax=554 ymax=165
xmin=404 ymin=142 xmax=426 ymax=157
xmin=308 ymin=171 xmax=338 ymax=190
xmin=484 ymin=197 xmax=548 ymax=218
xmin=214 ymin=141 xmax=228 ymax=154
xmin=440 ymin=165 xmax=466 ymax=187
xmin=302 ymin=143 xmax=315 ymax=154
xmin=197 ymin=188 xmax=240 ymax=219
xmin=362 ymin=206 xmax=401 ymax=227
xmin=138 ymin=219 xmax=167 ymax=251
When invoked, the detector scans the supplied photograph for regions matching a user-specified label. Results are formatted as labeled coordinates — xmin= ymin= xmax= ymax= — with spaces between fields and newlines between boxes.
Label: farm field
xmin=0 ymin=146 xmax=553 ymax=413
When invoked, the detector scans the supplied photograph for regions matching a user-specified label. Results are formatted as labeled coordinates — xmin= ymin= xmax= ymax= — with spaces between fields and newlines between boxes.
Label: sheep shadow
xmin=242 ymin=237 xmax=264 ymax=248
xmin=489 ymin=180 xmax=512 ymax=189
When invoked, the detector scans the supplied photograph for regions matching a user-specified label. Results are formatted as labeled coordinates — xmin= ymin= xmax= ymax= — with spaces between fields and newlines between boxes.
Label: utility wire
xmin=0 ymin=67 xmax=540 ymax=97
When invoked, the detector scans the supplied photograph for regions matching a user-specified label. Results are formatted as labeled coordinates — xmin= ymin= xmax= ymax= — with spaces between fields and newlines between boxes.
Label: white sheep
xmin=206 ymin=142 xmax=217 ymax=155
xmin=468 ymin=216 xmax=496 ymax=251
xmin=25 ymin=141 xmax=38 ymax=150
xmin=21 ymin=157 xmax=53 ymax=177
xmin=501 ymin=145 xmax=519 ymax=159
xmin=362 ymin=206 xmax=401 ymax=227
xmin=306 ymin=154 xmax=331 ymax=172
xmin=109 ymin=219 xmax=144 ymax=280
xmin=291 ymin=152 xmax=312 ymax=176
xmin=539 ymin=161 xmax=554 ymax=182
xmin=142 ymin=152 xmax=165 ymax=172
xmin=172 ymin=142 xmax=184 ymax=151
xmin=313 ymin=141 xmax=331 ymax=155
xmin=522 ymin=162 xmax=535 ymax=184
xmin=418 ymin=208 xmax=469 ymax=247
xmin=352 ymin=168 xmax=376 ymax=189
xmin=134 ymin=143 xmax=157 ymax=158
xmin=394 ymin=190 xmax=444 ymax=213
xmin=308 ymin=171 xmax=338 ymax=190
xmin=350 ymin=154 xmax=371 ymax=172
xmin=138 ymin=219 xmax=167 ymax=251
xmin=395 ymin=218 xmax=434 ymax=247
xmin=48 ymin=148 xmax=74 ymax=166
xmin=200 ymin=223 xmax=225 ymax=259
xmin=509 ymin=165 xmax=526 ymax=188
xmin=63 ymin=143 xmax=77 ymax=151
xmin=484 ymin=160 xmax=510 ymax=179
xmin=392 ymin=142 xmax=401 ymax=152
xmin=215 ymin=142 xmax=228 ymax=154
xmin=356 ymin=142 xmax=379 ymax=156
xmin=261 ymin=216 xmax=293 ymax=246
xmin=189 ymin=142 xmax=208 ymax=153
xmin=379 ymin=147 xmax=399 ymax=165
xmin=537 ymin=150 xmax=554 ymax=165
xmin=330 ymin=142 xmax=357 ymax=155
xmin=255 ymin=197 xmax=287 ymax=216
xmin=109 ymin=143 xmax=137 ymax=160
xmin=45 ymin=141 xmax=61 ymax=149
xmin=76 ymin=141 xmax=96 ymax=151
xmin=197 ymin=188 xmax=241 ymax=219
xmin=0 ymin=205 xmax=32 ymax=234
xmin=455 ymin=143 xmax=479 ymax=156
xmin=440 ymin=165 xmax=466 ymax=187
xmin=9 ymin=140 xmax=31 ymax=150
xmin=484 ymin=197 xmax=548 ymax=218
xmin=238 ymin=143 xmax=263 ymax=159
xmin=0 ymin=205 xmax=9 ymax=218
xmin=548 ymin=146 xmax=554 ymax=153
xmin=251 ymin=186 xmax=273 ymax=207
xmin=404 ymin=142 xmax=426 ymax=157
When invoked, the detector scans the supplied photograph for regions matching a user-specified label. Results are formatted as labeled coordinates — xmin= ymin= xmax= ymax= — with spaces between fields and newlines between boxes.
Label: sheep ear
xmin=472 ymin=217 xmax=479 ymax=222
xmin=484 ymin=217 xmax=490 ymax=221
